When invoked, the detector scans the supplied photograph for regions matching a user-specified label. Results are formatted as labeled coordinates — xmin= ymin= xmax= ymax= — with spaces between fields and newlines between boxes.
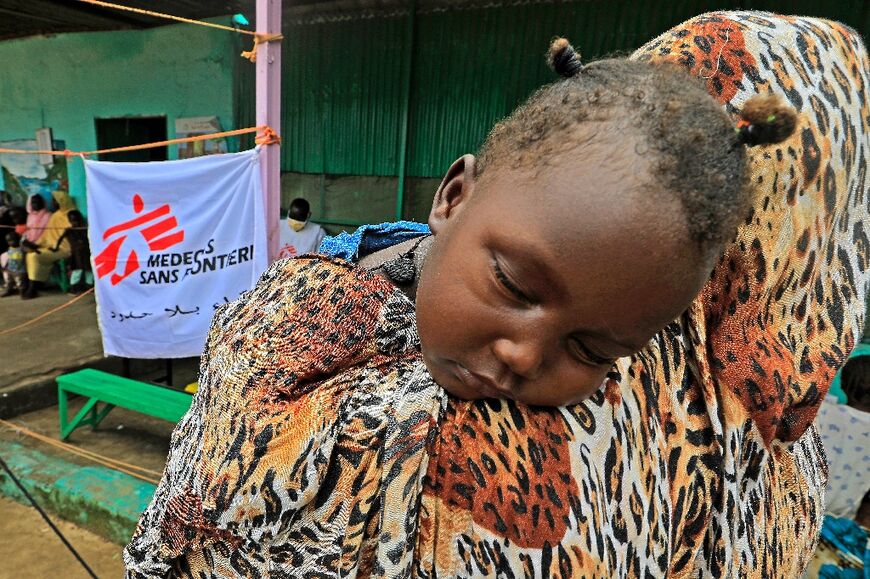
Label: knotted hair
xmin=734 ymin=94 xmax=797 ymax=146
xmin=476 ymin=37 xmax=797 ymax=258
xmin=548 ymin=37 xmax=583 ymax=78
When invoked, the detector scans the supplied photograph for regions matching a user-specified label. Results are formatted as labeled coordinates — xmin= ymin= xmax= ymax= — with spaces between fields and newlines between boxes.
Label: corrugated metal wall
xmin=262 ymin=0 xmax=868 ymax=214
xmin=282 ymin=15 xmax=408 ymax=174
xmin=276 ymin=0 xmax=868 ymax=179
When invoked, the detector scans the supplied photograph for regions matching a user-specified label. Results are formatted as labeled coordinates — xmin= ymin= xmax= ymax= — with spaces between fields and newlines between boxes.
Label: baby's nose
xmin=491 ymin=337 xmax=545 ymax=380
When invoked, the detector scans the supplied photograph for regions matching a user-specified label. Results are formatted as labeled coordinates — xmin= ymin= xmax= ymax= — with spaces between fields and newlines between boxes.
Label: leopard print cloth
xmin=125 ymin=256 xmax=445 ymax=577
xmin=125 ymin=11 xmax=869 ymax=578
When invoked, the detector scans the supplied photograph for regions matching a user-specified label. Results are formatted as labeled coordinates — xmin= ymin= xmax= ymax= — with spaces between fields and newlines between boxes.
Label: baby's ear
xmin=428 ymin=154 xmax=476 ymax=234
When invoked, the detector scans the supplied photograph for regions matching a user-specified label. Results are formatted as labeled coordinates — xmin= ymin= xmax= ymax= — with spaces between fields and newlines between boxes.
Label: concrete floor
xmin=0 ymin=289 xmax=103 ymax=391
xmin=3 ymin=397 xmax=176 ymax=476
xmin=0 ymin=286 xmax=199 ymax=395
xmin=0 ymin=496 xmax=125 ymax=578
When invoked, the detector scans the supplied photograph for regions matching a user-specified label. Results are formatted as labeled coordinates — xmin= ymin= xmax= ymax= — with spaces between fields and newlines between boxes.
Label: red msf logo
xmin=94 ymin=194 xmax=185 ymax=285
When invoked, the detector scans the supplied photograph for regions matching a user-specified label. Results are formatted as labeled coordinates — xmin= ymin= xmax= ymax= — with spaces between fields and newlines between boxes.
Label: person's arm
xmin=314 ymin=226 xmax=326 ymax=253
xmin=51 ymin=230 xmax=68 ymax=253
xmin=22 ymin=238 xmax=41 ymax=253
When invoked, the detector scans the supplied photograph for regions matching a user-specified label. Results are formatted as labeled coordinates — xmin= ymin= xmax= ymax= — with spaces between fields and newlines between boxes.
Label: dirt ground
xmin=0 ymin=496 xmax=125 ymax=578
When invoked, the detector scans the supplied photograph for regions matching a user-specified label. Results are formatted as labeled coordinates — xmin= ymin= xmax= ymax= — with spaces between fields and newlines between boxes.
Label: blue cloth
xmin=318 ymin=221 xmax=430 ymax=262
xmin=819 ymin=564 xmax=863 ymax=579
xmin=818 ymin=516 xmax=870 ymax=579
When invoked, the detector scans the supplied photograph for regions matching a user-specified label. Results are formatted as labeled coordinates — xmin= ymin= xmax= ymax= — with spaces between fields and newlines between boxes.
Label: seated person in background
xmin=277 ymin=197 xmax=325 ymax=258
xmin=21 ymin=189 xmax=77 ymax=300
xmin=52 ymin=210 xmax=92 ymax=295
xmin=1 ymin=232 xmax=26 ymax=298
xmin=24 ymin=194 xmax=51 ymax=245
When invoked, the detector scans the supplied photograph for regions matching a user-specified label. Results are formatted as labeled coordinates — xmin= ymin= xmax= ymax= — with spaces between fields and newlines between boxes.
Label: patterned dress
xmin=125 ymin=11 xmax=870 ymax=578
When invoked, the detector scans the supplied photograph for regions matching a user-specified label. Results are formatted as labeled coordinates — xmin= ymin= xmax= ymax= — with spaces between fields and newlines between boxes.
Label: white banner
xmin=85 ymin=149 xmax=267 ymax=358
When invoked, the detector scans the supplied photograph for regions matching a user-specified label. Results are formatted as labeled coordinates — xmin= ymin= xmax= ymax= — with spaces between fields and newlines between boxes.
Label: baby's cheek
xmin=526 ymin=366 xmax=610 ymax=406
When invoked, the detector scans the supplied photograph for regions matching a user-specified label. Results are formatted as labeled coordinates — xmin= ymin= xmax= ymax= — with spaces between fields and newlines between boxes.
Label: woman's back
xmin=124 ymin=11 xmax=869 ymax=578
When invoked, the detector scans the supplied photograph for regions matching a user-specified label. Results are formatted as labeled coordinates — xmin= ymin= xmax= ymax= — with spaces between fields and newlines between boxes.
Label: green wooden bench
xmin=57 ymin=368 xmax=193 ymax=440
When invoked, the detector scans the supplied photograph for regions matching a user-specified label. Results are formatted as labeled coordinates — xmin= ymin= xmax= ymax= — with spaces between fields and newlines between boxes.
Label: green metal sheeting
xmin=277 ymin=0 xmax=870 ymax=179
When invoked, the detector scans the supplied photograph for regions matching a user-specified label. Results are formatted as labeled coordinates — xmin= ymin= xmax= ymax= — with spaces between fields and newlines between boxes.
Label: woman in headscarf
xmin=22 ymin=189 xmax=76 ymax=299
xmin=125 ymin=12 xmax=867 ymax=578
xmin=23 ymin=193 xmax=51 ymax=244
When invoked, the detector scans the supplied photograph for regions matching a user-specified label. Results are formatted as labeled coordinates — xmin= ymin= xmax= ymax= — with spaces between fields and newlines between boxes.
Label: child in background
xmin=1 ymin=232 xmax=27 ymax=298
xmin=53 ymin=210 xmax=92 ymax=295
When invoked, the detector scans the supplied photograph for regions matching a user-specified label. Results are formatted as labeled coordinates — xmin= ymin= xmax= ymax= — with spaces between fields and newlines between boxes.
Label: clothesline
xmin=0 ymin=225 xmax=87 ymax=230
xmin=75 ymin=0 xmax=283 ymax=62
xmin=78 ymin=0 xmax=258 ymax=36
xmin=0 ymin=417 xmax=160 ymax=484
xmin=0 ymin=127 xmax=280 ymax=230
xmin=0 ymin=125 xmax=279 ymax=158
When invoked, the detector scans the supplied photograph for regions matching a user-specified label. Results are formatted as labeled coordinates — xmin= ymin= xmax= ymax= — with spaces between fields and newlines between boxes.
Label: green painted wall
xmin=0 ymin=21 xmax=237 ymax=212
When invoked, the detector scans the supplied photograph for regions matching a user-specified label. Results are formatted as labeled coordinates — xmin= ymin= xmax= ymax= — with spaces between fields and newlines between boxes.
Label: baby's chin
xmin=420 ymin=351 xmax=601 ymax=407
xmin=421 ymin=355 xmax=494 ymax=401
xmin=438 ymin=380 xmax=494 ymax=401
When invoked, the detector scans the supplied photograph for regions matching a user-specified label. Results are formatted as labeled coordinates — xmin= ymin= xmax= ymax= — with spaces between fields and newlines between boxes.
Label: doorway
xmin=94 ymin=116 xmax=168 ymax=162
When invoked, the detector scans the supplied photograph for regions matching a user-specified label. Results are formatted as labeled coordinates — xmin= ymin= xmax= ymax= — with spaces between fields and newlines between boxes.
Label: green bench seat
xmin=57 ymin=368 xmax=193 ymax=440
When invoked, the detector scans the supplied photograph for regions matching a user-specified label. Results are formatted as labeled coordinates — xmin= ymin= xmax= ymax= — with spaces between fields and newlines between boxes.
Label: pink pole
xmin=256 ymin=0 xmax=282 ymax=262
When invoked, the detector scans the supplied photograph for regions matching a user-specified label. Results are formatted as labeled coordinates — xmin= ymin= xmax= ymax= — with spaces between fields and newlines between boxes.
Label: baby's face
xmin=415 ymin=150 xmax=711 ymax=406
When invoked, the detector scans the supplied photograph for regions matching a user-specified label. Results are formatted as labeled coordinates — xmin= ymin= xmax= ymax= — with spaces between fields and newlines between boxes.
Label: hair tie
xmin=548 ymin=38 xmax=583 ymax=78
xmin=734 ymin=95 xmax=797 ymax=147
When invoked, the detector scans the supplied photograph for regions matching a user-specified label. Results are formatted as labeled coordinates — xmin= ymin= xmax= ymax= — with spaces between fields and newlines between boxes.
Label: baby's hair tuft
xmin=477 ymin=47 xmax=799 ymax=260
xmin=547 ymin=37 xmax=583 ymax=78
xmin=735 ymin=95 xmax=797 ymax=147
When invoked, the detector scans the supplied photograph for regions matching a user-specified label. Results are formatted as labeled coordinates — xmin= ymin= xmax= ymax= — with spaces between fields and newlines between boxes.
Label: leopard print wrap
xmin=125 ymin=11 xmax=869 ymax=579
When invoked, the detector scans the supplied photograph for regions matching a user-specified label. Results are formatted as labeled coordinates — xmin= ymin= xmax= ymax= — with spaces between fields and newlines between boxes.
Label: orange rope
xmin=240 ymin=32 xmax=285 ymax=62
xmin=255 ymin=126 xmax=281 ymax=146
xmin=0 ymin=418 xmax=161 ymax=484
xmin=77 ymin=0 xmax=257 ymax=36
xmin=0 ymin=288 xmax=94 ymax=337
xmin=0 ymin=225 xmax=87 ymax=230
xmin=0 ymin=126 xmax=278 ymax=157
xmin=74 ymin=0 xmax=284 ymax=62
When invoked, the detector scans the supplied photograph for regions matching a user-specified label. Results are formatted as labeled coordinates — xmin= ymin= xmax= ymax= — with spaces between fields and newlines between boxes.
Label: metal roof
xmin=0 ymin=0 xmax=254 ymax=40
xmin=0 ymin=0 xmax=545 ymax=41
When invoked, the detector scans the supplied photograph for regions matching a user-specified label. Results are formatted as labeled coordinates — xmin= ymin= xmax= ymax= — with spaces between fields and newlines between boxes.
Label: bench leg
xmin=58 ymin=392 xmax=115 ymax=440
xmin=60 ymin=398 xmax=98 ymax=440
xmin=58 ymin=386 xmax=69 ymax=439
xmin=89 ymin=403 xmax=115 ymax=431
